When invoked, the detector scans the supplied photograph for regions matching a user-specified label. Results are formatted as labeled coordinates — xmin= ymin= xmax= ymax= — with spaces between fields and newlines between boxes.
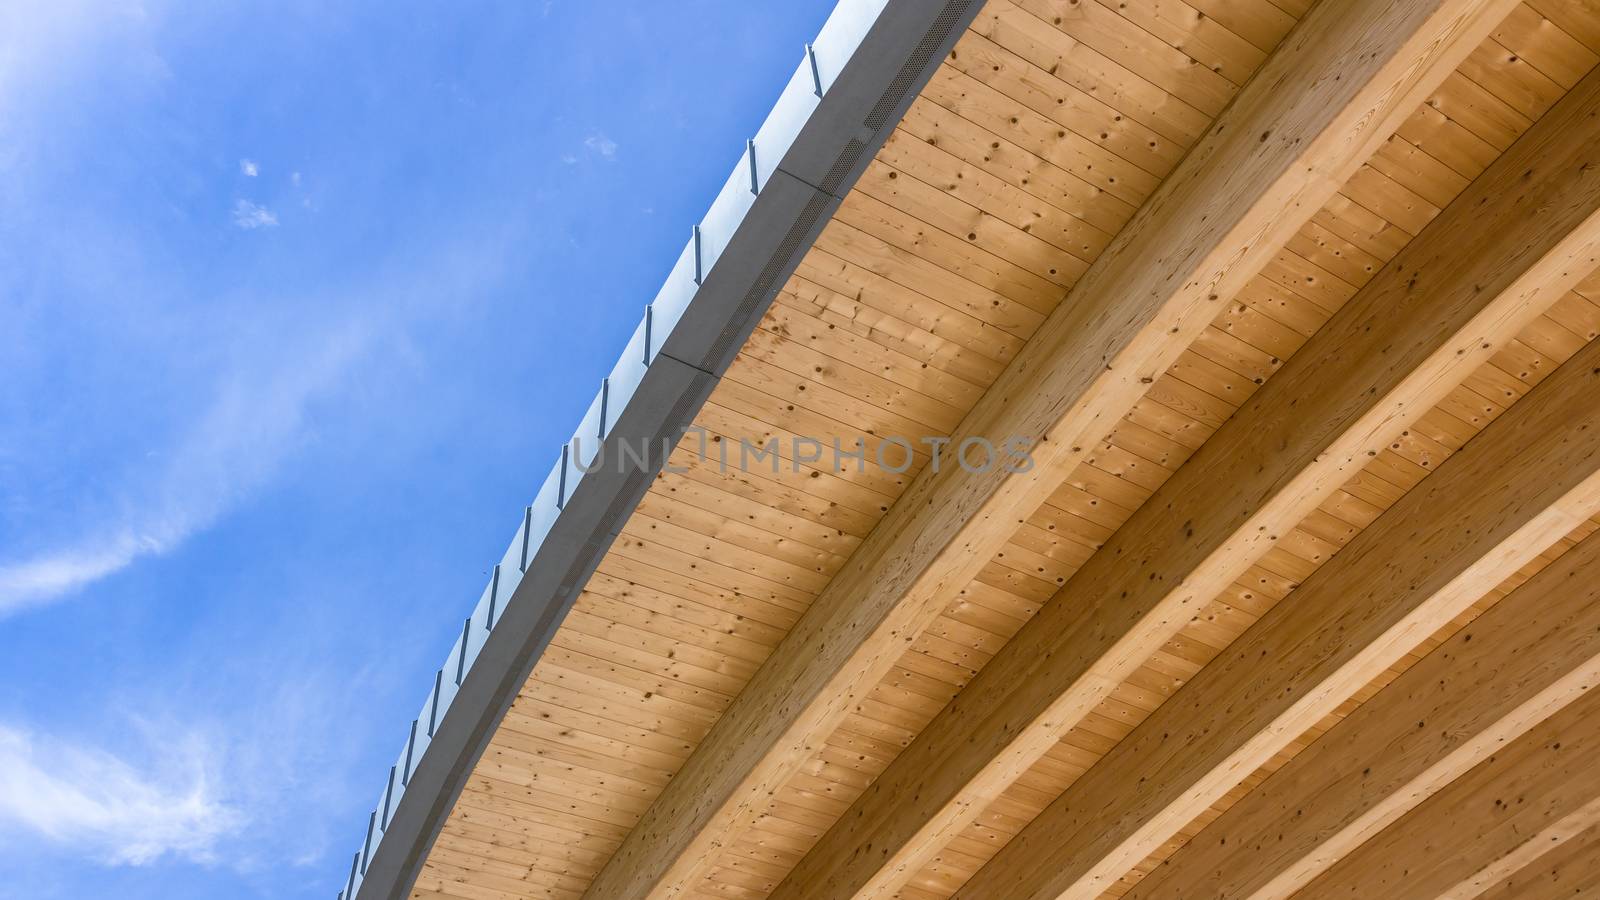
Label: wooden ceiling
xmin=408 ymin=1 xmax=1600 ymax=899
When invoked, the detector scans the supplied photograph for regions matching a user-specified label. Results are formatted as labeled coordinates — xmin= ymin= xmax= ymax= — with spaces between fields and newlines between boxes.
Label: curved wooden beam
xmin=1296 ymin=690 xmax=1600 ymax=900
xmin=952 ymin=320 xmax=1600 ymax=900
xmin=1125 ymin=528 xmax=1600 ymax=899
xmin=774 ymin=28 xmax=1600 ymax=900
xmin=584 ymin=2 xmax=1517 ymax=897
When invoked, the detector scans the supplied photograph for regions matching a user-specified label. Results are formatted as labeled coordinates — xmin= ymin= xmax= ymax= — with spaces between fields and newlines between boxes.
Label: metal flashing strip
xmin=337 ymin=1 xmax=981 ymax=897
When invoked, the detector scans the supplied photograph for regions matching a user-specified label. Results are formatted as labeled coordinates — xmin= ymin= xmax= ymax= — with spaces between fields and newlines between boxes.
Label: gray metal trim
xmin=656 ymin=168 xmax=841 ymax=376
xmin=355 ymin=357 xmax=713 ymax=900
xmin=340 ymin=1 xmax=982 ymax=897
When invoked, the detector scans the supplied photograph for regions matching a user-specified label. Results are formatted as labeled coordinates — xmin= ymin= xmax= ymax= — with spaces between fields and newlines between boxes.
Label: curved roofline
xmin=336 ymin=1 xmax=983 ymax=896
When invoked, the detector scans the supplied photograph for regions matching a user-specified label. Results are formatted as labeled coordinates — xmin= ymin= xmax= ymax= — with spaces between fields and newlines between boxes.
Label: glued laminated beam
xmin=951 ymin=320 xmax=1600 ymax=899
xmin=586 ymin=2 xmax=1521 ymax=898
xmin=1126 ymin=528 xmax=1600 ymax=900
xmin=773 ymin=20 xmax=1600 ymax=900
xmin=342 ymin=0 xmax=996 ymax=896
xmin=1296 ymin=690 xmax=1600 ymax=900
xmin=1473 ymin=824 xmax=1600 ymax=900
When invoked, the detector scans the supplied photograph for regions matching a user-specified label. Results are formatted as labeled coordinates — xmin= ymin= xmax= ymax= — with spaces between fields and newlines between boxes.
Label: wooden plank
xmin=1184 ymin=0 xmax=1299 ymax=52
xmin=971 ymin=1 xmax=1211 ymax=146
xmin=1016 ymin=0 xmax=1238 ymax=116
xmin=918 ymin=64 xmax=1162 ymax=207
xmin=943 ymin=30 xmax=1184 ymax=178
xmin=1526 ymin=0 xmax=1600 ymax=54
xmin=577 ymin=3 xmax=1517 ymax=899
xmin=1123 ymin=529 xmax=1600 ymax=899
xmin=890 ymin=99 xmax=1137 ymax=237
xmin=950 ymin=339 xmax=1600 ymax=899
xmin=1296 ymin=692 xmax=1600 ymax=900
xmin=1473 ymin=824 xmax=1600 ymax=900
xmin=1092 ymin=0 xmax=1269 ymax=87
xmin=1495 ymin=2 xmax=1600 ymax=86
xmin=769 ymin=56 xmax=1600 ymax=900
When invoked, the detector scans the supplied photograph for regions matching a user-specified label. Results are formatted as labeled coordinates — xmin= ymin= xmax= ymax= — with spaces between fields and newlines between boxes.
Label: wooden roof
xmin=397 ymin=1 xmax=1600 ymax=899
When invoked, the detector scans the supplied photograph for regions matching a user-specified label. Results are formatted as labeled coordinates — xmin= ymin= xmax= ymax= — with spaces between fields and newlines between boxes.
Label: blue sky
xmin=0 ymin=1 xmax=832 ymax=896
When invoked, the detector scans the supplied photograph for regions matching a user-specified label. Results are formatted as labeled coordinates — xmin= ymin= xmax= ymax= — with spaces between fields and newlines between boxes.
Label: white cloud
xmin=231 ymin=199 xmax=277 ymax=229
xmin=584 ymin=132 xmax=617 ymax=159
xmin=0 ymin=725 xmax=242 ymax=865
xmin=0 ymin=2 xmax=165 ymax=126
xmin=0 ymin=321 xmax=373 ymax=614
xmin=0 ymin=537 xmax=157 ymax=609
xmin=239 ymin=159 xmax=258 ymax=177
xmin=0 ymin=655 xmax=385 ymax=876
xmin=289 ymin=170 xmax=300 ymax=186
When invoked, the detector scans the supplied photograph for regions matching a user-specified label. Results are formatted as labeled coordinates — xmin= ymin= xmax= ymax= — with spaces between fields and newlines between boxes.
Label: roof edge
xmin=340 ymin=1 xmax=982 ymax=897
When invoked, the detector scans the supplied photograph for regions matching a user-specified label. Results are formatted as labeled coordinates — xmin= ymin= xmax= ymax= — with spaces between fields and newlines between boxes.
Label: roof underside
xmin=358 ymin=1 xmax=1600 ymax=899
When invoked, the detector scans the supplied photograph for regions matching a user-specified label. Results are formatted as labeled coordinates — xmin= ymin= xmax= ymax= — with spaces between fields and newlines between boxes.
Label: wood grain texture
xmin=1295 ymin=690 xmax=1600 ymax=900
xmin=769 ymin=45 xmax=1600 ymax=900
xmin=1124 ymin=529 xmax=1600 ymax=900
xmin=396 ymin=4 xmax=1600 ymax=900
xmin=579 ymin=2 xmax=1518 ymax=898
xmin=1472 ymin=823 xmax=1600 ymax=900
xmin=949 ymin=334 xmax=1600 ymax=900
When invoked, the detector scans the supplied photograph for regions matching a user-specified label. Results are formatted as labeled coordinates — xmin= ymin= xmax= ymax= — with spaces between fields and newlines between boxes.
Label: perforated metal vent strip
xmin=560 ymin=461 xmax=640 ymax=595
xmin=565 ymin=372 xmax=710 ymax=592
xmin=563 ymin=467 xmax=646 ymax=597
xmin=702 ymin=0 xmax=977 ymax=371
xmin=702 ymin=191 xmax=834 ymax=371
xmin=348 ymin=5 xmax=991 ymax=896
xmin=863 ymin=0 xmax=976 ymax=130
xmin=818 ymin=137 xmax=869 ymax=197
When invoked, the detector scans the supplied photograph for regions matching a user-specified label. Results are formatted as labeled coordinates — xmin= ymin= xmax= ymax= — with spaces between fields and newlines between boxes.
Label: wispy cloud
xmin=0 ymin=650 xmax=386 ymax=878
xmin=0 ymin=2 xmax=162 ymax=126
xmin=0 ymin=725 xmax=242 ymax=865
xmin=0 ymin=540 xmax=159 ymax=611
xmin=584 ymin=132 xmax=617 ymax=159
xmin=231 ymin=199 xmax=277 ymax=229
xmin=239 ymin=158 xmax=258 ymax=177
xmin=0 ymin=321 xmax=373 ymax=614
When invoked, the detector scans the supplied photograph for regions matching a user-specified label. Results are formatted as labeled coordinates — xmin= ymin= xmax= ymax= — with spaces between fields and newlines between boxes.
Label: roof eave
xmin=340 ymin=1 xmax=983 ymax=897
